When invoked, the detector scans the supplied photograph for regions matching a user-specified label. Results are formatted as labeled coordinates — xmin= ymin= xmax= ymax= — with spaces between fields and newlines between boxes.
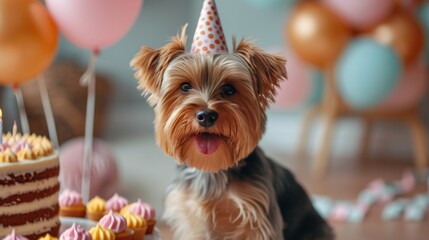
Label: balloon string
xmin=13 ymin=87 xmax=30 ymax=134
xmin=37 ymin=75 xmax=59 ymax=150
xmin=80 ymin=50 xmax=99 ymax=86
xmin=81 ymin=50 xmax=98 ymax=203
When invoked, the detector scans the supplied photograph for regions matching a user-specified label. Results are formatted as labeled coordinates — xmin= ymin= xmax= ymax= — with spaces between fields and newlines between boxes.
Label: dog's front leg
xmin=163 ymin=186 xmax=211 ymax=240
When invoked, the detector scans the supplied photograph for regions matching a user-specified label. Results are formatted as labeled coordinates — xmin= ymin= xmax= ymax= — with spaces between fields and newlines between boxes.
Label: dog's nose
xmin=196 ymin=110 xmax=218 ymax=127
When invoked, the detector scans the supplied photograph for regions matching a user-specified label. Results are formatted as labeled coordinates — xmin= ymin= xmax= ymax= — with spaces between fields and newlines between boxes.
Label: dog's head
xmin=131 ymin=26 xmax=286 ymax=172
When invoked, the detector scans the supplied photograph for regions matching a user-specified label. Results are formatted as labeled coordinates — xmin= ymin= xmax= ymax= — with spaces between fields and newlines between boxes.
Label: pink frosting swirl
xmin=3 ymin=229 xmax=29 ymax=240
xmin=99 ymin=210 xmax=127 ymax=233
xmin=129 ymin=199 xmax=156 ymax=220
xmin=12 ymin=140 xmax=31 ymax=153
xmin=59 ymin=189 xmax=83 ymax=207
xmin=60 ymin=224 xmax=92 ymax=240
xmin=105 ymin=193 xmax=128 ymax=212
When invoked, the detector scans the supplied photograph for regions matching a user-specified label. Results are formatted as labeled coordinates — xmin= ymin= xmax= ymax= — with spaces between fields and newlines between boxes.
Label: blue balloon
xmin=336 ymin=38 xmax=402 ymax=110
xmin=418 ymin=3 xmax=429 ymax=64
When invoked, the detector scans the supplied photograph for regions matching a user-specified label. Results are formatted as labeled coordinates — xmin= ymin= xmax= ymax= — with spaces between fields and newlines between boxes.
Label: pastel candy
xmin=348 ymin=203 xmax=369 ymax=223
xmin=330 ymin=201 xmax=353 ymax=222
xmin=399 ymin=171 xmax=416 ymax=193
xmin=404 ymin=202 xmax=425 ymax=221
xmin=357 ymin=189 xmax=378 ymax=205
xmin=382 ymin=199 xmax=407 ymax=220
xmin=311 ymin=195 xmax=333 ymax=218
xmin=412 ymin=194 xmax=429 ymax=209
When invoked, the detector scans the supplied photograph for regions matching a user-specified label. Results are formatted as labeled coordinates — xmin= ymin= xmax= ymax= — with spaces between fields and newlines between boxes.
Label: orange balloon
xmin=0 ymin=0 xmax=58 ymax=86
xmin=369 ymin=7 xmax=424 ymax=65
xmin=285 ymin=2 xmax=351 ymax=69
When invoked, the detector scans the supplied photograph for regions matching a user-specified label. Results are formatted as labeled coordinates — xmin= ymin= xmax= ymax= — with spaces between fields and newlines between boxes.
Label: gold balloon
xmin=285 ymin=2 xmax=351 ymax=69
xmin=0 ymin=0 xmax=58 ymax=86
xmin=369 ymin=7 xmax=424 ymax=65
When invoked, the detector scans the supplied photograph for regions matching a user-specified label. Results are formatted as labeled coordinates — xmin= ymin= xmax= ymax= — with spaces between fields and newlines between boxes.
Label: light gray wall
xmin=56 ymin=0 xmax=292 ymax=103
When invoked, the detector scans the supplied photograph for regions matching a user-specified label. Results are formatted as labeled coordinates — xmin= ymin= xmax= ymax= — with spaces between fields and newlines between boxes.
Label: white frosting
xmin=0 ymin=192 xmax=59 ymax=215
xmin=0 ymin=151 xmax=58 ymax=179
xmin=0 ymin=216 xmax=59 ymax=236
xmin=0 ymin=176 xmax=58 ymax=199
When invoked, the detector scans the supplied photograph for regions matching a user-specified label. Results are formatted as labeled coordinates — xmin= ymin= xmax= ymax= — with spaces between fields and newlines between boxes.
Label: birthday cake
xmin=0 ymin=132 xmax=60 ymax=240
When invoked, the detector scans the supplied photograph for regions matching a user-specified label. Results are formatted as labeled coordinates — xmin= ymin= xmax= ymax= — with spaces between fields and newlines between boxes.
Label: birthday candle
xmin=12 ymin=121 xmax=17 ymax=144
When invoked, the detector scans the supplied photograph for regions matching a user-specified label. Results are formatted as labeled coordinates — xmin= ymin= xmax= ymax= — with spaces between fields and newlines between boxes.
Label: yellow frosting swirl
xmin=2 ymin=133 xmax=12 ymax=142
xmin=32 ymin=144 xmax=46 ymax=157
xmin=122 ymin=212 xmax=146 ymax=229
xmin=40 ymin=137 xmax=53 ymax=154
xmin=87 ymin=196 xmax=106 ymax=213
xmin=89 ymin=224 xmax=115 ymax=240
xmin=0 ymin=148 xmax=18 ymax=163
xmin=26 ymin=133 xmax=39 ymax=145
xmin=17 ymin=144 xmax=35 ymax=160
xmin=38 ymin=233 xmax=58 ymax=240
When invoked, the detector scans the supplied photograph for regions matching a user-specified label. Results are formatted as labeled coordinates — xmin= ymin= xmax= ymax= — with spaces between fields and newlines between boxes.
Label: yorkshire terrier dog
xmin=132 ymin=24 xmax=333 ymax=240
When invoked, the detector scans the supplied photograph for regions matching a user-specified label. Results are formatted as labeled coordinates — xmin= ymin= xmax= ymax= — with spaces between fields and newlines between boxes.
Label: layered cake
xmin=0 ymin=132 xmax=60 ymax=240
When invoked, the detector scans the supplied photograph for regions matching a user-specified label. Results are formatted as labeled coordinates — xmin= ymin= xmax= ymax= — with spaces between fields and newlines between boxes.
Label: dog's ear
xmin=131 ymin=25 xmax=188 ymax=106
xmin=234 ymin=39 xmax=287 ymax=109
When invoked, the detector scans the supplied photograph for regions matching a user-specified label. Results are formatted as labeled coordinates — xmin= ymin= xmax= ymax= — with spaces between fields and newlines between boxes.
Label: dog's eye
xmin=180 ymin=82 xmax=192 ymax=93
xmin=221 ymin=84 xmax=236 ymax=97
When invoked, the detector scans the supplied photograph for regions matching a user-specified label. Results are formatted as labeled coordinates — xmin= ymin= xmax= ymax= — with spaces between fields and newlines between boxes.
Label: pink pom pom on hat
xmin=191 ymin=0 xmax=228 ymax=55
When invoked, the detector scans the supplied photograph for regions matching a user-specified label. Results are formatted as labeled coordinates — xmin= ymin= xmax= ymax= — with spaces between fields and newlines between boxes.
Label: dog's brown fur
xmin=131 ymin=26 xmax=286 ymax=173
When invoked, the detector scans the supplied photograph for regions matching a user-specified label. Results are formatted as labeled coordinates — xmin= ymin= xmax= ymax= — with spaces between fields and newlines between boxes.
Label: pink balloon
xmin=46 ymin=0 xmax=142 ymax=50
xmin=379 ymin=60 xmax=428 ymax=111
xmin=322 ymin=0 xmax=394 ymax=29
xmin=273 ymin=51 xmax=311 ymax=110
xmin=60 ymin=137 xmax=119 ymax=199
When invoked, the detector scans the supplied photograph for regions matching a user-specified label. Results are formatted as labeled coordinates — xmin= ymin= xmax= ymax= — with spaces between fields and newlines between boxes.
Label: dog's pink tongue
xmin=195 ymin=134 xmax=220 ymax=155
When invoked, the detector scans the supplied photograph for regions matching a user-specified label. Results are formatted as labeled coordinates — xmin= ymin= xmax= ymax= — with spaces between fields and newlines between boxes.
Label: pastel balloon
xmin=46 ymin=0 xmax=142 ymax=50
xmin=379 ymin=60 xmax=428 ymax=111
xmin=60 ymin=137 xmax=119 ymax=199
xmin=286 ymin=2 xmax=351 ymax=69
xmin=323 ymin=0 xmax=394 ymax=30
xmin=336 ymin=38 xmax=402 ymax=110
xmin=0 ymin=0 xmax=58 ymax=85
xmin=370 ymin=8 xmax=425 ymax=65
xmin=273 ymin=51 xmax=311 ymax=110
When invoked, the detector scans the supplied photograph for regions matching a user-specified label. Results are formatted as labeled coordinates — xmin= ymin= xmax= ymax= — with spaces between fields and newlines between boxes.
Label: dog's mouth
xmin=193 ymin=132 xmax=224 ymax=155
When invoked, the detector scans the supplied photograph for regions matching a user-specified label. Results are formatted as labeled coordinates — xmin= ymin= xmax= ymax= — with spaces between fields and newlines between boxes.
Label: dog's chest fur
xmin=163 ymin=150 xmax=280 ymax=240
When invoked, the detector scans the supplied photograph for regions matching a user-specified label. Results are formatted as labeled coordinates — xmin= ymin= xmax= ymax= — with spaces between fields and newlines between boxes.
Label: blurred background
xmin=1 ymin=0 xmax=429 ymax=239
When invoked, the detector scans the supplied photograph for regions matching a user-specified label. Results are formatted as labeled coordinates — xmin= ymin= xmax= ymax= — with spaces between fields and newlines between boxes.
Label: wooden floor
xmin=157 ymin=153 xmax=429 ymax=240
xmin=293 ymin=154 xmax=429 ymax=240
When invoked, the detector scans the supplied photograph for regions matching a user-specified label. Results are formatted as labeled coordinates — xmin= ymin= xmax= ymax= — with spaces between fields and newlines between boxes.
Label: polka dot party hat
xmin=191 ymin=0 xmax=228 ymax=55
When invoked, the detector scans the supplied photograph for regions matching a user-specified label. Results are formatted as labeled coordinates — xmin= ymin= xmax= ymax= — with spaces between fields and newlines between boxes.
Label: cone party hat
xmin=191 ymin=0 xmax=228 ymax=55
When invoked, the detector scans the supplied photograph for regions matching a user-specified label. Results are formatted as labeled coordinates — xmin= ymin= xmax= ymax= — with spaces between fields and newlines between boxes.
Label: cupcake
xmin=59 ymin=189 xmax=86 ymax=218
xmin=89 ymin=224 xmax=115 ymax=240
xmin=127 ymin=200 xmax=156 ymax=235
xmin=38 ymin=234 xmax=59 ymax=240
xmin=122 ymin=212 xmax=147 ymax=240
xmin=87 ymin=196 xmax=106 ymax=221
xmin=99 ymin=210 xmax=133 ymax=240
xmin=106 ymin=193 xmax=128 ymax=213
xmin=3 ymin=229 xmax=29 ymax=240
xmin=60 ymin=224 xmax=92 ymax=240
